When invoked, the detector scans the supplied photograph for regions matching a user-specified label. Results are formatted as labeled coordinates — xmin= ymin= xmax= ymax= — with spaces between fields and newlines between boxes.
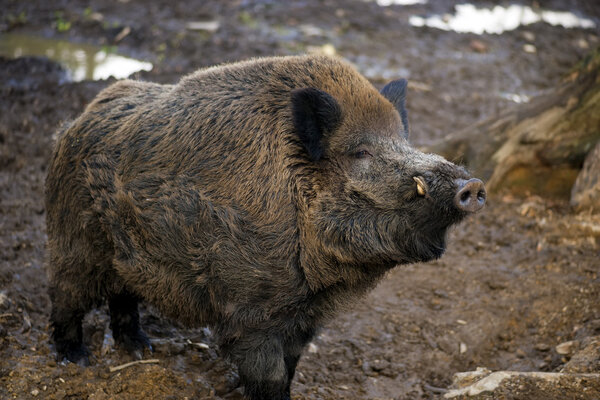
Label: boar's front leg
xmin=108 ymin=290 xmax=151 ymax=359
xmin=283 ymin=353 xmax=300 ymax=398
xmin=223 ymin=328 xmax=315 ymax=399
xmin=283 ymin=328 xmax=315 ymax=397
xmin=223 ymin=331 xmax=291 ymax=400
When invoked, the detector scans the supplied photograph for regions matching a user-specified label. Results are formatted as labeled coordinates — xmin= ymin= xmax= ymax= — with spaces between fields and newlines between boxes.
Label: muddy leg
xmin=49 ymin=285 xmax=90 ymax=365
xmin=108 ymin=290 xmax=151 ymax=359
xmin=223 ymin=332 xmax=290 ymax=400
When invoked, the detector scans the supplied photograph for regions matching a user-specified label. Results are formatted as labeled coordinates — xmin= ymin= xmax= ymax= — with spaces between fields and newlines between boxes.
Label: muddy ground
xmin=1 ymin=0 xmax=600 ymax=399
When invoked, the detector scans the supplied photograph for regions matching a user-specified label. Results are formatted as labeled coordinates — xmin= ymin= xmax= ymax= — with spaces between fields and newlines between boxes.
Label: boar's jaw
xmin=298 ymin=192 xmax=462 ymax=290
xmin=398 ymin=221 xmax=449 ymax=264
xmin=308 ymin=197 xmax=450 ymax=262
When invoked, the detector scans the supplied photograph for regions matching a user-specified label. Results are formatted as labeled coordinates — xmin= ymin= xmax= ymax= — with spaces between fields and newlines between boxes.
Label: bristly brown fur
xmin=45 ymin=54 xmax=476 ymax=400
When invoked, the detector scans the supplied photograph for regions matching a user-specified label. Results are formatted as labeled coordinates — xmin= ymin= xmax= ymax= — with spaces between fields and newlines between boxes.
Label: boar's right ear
xmin=381 ymin=79 xmax=409 ymax=139
xmin=291 ymin=88 xmax=342 ymax=161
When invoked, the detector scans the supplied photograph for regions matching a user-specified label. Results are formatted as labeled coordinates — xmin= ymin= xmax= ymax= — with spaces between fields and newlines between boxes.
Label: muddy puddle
xmin=409 ymin=4 xmax=596 ymax=34
xmin=374 ymin=0 xmax=427 ymax=6
xmin=0 ymin=33 xmax=152 ymax=81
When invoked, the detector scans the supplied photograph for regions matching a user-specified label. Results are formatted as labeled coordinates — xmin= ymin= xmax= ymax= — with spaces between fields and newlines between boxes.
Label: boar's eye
xmin=354 ymin=149 xmax=373 ymax=159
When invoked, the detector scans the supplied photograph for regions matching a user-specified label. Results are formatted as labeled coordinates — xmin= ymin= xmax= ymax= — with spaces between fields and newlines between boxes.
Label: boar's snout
xmin=454 ymin=178 xmax=486 ymax=213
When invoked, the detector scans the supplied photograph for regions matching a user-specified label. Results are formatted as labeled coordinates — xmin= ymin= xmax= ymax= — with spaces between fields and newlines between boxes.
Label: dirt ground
xmin=1 ymin=0 xmax=600 ymax=399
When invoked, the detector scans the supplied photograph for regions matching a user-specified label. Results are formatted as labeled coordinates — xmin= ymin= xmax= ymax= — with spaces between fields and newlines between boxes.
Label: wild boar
xmin=45 ymin=55 xmax=485 ymax=400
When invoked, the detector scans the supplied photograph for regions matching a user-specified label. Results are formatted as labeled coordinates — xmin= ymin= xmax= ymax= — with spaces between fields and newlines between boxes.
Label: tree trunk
xmin=427 ymin=48 xmax=600 ymax=202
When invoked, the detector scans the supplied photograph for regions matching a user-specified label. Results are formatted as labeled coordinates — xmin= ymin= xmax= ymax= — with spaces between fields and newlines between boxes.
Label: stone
xmin=445 ymin=369 xmax=600 ymax=399
xmin=556 ymin=340 xmax=577 ymax=355
xmin=571 ymin=141 xmax=600 ymax=212
xmin=562 ymin=336 xmax=600 ymax=373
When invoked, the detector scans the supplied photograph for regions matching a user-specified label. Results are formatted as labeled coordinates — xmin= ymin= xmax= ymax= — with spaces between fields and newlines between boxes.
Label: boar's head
xmin=292 ymin=78 xmax=485 ymax=281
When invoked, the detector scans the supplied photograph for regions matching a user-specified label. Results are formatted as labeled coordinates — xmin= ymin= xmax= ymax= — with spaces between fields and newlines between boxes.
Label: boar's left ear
xmin=381 ymin=79 xmax=409 ymax=139
xmin=291 ymin=88 xmax=342 ymax=161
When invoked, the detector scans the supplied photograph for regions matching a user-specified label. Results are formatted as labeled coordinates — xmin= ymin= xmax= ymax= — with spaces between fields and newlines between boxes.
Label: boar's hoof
xmin=57 ymin=342 xmax=90 ymax=366
xmin=455 ymin=178 xmax=486 ymax=213
xmin=115 ymin=330 xmax=153 ymax=360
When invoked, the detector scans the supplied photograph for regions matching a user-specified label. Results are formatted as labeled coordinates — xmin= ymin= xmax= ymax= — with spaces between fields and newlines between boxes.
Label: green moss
xmin=54 ymin=11 xmax=71 ymax=33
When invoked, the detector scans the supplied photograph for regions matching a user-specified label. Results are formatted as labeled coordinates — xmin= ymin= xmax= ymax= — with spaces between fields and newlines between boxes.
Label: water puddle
xmin=0 ymin=33 xmax=152 ymax=81
xmin=375 ymin=0 xmax=427 ymax=6
xmin=409 ymin=4 xmax=596 ymax=34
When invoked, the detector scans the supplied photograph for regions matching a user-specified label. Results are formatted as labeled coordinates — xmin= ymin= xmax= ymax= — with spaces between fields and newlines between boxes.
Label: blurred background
xmin=1 ymin=1 xmax=599 ymax=399
xmin=2 ymin=0 xmax=599 ymax=145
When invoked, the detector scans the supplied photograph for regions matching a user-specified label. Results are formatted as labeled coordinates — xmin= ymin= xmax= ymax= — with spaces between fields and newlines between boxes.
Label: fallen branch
xmin=427 ymin=47 xmax=600 ymax=200
xmin=424 ymin=383 xmax=448 ymax=394
xmin=109 ymin=358 xmax=160 ymax=373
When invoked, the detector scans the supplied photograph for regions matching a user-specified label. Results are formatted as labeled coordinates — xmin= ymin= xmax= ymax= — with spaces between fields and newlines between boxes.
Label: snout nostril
xmin=460 ymin=191 xmax=470 ymax=203
xmin=454 ymin=178 xmax=486 ymax=213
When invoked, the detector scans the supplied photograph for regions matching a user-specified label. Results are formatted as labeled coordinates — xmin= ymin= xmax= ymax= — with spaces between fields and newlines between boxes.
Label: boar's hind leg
xmin=108 ymin=290 xmax=151 ymax=359
xmin=49 ymin=284 xmax=90 ymax=365
xmin=283 ymin=329 xmax=316 ymax=396
xmin=224 ymin=332 xmax=291 ymax=400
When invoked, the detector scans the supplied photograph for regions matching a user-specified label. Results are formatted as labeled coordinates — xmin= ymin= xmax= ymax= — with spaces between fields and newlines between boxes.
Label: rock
xmin=185 ymin=21 xmax=220 ymax=33
xmin=361 ymin=361 xmax=371 ymax=375
xmin=535 ymin=343 xmax=551 ymax=351
xmin=469 ymin=40 xmax=488 ymax=53
xmin=370 ymin=359 xmax=390 ymax=372
xmin=521 ymin=31 xmax=535 ymax=42
xmin=556 ymin=340 xmax=578 ymax=355
xmin=369 ymin=359 xmax=398 ymax=377
xmin=571 ymin=141 xmax=600 ymax=212
xmin=445 ymin=369 xmax=600 ymax=399
xmin=562 ymin=336 xmax=600 ymax=373
xmin=450 ymin=368 xmax=491 ymax=389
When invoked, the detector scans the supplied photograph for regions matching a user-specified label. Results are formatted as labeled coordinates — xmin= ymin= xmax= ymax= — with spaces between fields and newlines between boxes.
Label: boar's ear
xmin=381 ymin=79 xmax=409 ymax=139
xmin=291 ymin=88 xmax=342 ymax=161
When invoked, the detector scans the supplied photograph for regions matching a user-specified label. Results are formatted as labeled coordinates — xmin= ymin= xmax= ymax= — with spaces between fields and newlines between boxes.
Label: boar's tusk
xmin=413 ymin=176 xmax=428 ymax=196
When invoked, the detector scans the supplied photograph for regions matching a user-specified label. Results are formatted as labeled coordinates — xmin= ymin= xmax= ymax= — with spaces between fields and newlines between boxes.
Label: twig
xmin=423 ymin=383 xmax=448 ymax=394
xmin=109 ymin=358 xmax=160 ymax=373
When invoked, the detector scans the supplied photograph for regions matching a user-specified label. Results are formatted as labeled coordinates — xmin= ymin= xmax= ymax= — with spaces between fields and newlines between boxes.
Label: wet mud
xmin=1 ymin=0 xmax=599 ymax=398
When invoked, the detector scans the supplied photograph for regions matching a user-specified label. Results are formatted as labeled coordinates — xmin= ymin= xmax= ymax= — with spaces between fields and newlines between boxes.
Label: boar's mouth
xmin=399 ymin=174 xmax=485 ymax=264
xmin=399 ymin=199 xmax=471 ymax=264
